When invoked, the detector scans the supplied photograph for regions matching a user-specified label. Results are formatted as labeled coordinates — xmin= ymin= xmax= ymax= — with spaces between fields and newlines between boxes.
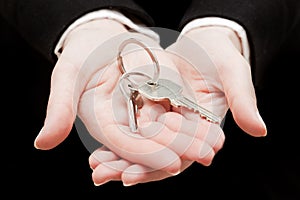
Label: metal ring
xmin=117 ymin=38 xmax=160 ymax=85
xmin=119 ymin=71 xmax=152 ymax=98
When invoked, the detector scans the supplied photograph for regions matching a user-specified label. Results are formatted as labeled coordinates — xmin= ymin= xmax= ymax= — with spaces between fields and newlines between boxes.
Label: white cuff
xmin=179 ymin=17 xmax=250 ymax=63
xmin=54 ymin=9 xmax=160 ymax=57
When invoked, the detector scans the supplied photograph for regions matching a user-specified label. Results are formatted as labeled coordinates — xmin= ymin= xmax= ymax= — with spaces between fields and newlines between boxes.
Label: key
xmin=132 ymin=89 xmax=144 ymax=110
xmin=119 ymin=71 xmax=148 ymax=133
xmin=138 ymin=79 xmax=221 ymax=124
xmin=126 ymin=88 xmax=142 ymax=133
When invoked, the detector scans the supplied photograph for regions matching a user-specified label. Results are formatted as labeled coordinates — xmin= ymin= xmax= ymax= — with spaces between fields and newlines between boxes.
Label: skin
xmin=33 ymin=18 xmax=267 ymax=187
xmin=89 ymin=26 xmax=267 ymax=186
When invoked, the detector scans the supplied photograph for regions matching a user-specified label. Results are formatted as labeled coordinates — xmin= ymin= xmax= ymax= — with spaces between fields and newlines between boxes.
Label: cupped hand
xmin=88 ymin=42 xmax=227 ymax=186
xmin=33 ymin=18 xmax=185 ymax=174
xmin=167 ymin=26 xmax=267 ymax=137
xmin=89 ymin=26 xmax=267 ymax=186
xmin=84 ymin=45 xmax=225 ymax=184
xmin=34 ymin=19 xmax=129 ymax=150
xmin=33 ymin=18 xmax=224 ymax=184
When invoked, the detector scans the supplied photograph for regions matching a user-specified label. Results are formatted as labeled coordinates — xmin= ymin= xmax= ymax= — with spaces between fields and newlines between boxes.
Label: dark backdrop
xmin=2 ymin=16 xmax=300 ymax=199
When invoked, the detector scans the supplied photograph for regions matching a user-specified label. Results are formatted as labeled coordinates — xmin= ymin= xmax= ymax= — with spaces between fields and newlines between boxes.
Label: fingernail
xmin=33 ymin=127 xmax=44 ymax=149
xmin=256 ymin=111 xmax=267 ymax=136
xmin=123 ymin=182 xmax=136 ymax=187
xmin=94 ymin=180 xmax=110 ymax=186
xmin=94 ymin=182 xmax=101 ymax=186
xmin=33 ymin=139 xmax=40 ymax=149
xmin=169 ymin=169 xmax=181 ymax=176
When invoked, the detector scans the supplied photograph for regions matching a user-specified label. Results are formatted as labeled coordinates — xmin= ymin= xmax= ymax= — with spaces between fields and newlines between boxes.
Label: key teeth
xmin=203 ymin=117 xmax=219 ymax=124
xmin=204 ymin=117 xmax=215 ymax=123
xmin=187 ymin=108 xmax=217 ymax=124
xmin=200 ymin=115 xmax=212 ymax=123
xmin=188 ymin=106 xmax=199 ymax=114
xmin=199 ymin=111 xmax=220 ymax=124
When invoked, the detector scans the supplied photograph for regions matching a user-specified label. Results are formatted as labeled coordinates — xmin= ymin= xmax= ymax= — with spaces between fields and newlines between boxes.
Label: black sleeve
xmin=180 ymin=0 xmax=300 ymax=88
xmin=0 ymin=0 xmax=154 ymax=63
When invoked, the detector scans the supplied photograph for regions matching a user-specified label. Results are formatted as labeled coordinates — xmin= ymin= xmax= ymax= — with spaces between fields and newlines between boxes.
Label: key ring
xmin=119 ymin=71 xmax=152 ymax=113
xmin=117 ymin=38 xmax=160 ymax=85
xmin=119 ymin=71 xmax=152 ymax=98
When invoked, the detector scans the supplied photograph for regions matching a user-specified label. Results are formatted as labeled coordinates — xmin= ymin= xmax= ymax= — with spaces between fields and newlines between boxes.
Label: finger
xmin=219 ymin=53 xmax=267 ymax=137
xmin=121 ymin=164 xmax=172 ymax=186
xmin=89 ymin=149 xmax=194 ymax=186
xmin=137 ymin=101 xmax=167 ymax=125
xmin=139 ymin=121 xmax=215 ymax=166
xmin=96 ymin=124 xmax=182 ymax=175
xmin=34 ymin=57 xmax=81 ymax=150
xmin=89 ymin=147 xmax=190 ymax=186
xmin=92 ymin=159 xmax=131 ymax=186
xmin=139 ymin=102 xmax=218 ymax=165
xmin=157 ymin=112 xmax=225 ymax=152
xmin=121 ymin=160 xmax=193 ymax=186
xmin=80 ymin=61 xmax=182 ymax=175
xmin=166 ymin=33 xmax=266 ymax=137
xmin=89 ymin=146 xmax=120 ymax=170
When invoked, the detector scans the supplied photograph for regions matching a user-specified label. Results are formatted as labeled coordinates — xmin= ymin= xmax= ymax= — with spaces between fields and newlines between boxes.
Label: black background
xmin=2 ymin=16 xmax=300 ymax=199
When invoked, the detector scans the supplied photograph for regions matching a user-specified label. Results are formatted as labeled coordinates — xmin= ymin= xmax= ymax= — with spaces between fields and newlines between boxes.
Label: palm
xmin=166 ymin=39 xmax=229 ymax=120
xmin=88 ymin=49 xmax=226 ymax=186
xmin=77 ymin=61 xmax=184 ymax=172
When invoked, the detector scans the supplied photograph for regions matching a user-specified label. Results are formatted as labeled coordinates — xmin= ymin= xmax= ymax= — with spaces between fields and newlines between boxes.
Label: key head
xmin=127 ymin=96 xmax=138 ymax=132
xmin=127 ymin=89 xmax=142 ymax=133
xmin=130 ymin=89 xmax=144 ymax=109
xmin=138 ymin=79 xmax=183 ymax=101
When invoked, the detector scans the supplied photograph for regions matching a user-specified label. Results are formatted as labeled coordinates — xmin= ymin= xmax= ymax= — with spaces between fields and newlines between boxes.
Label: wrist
xmin=184 ymin=26 xmax=242 ymax=54
xmin=63 ymin=18 xmax=128 ymax=51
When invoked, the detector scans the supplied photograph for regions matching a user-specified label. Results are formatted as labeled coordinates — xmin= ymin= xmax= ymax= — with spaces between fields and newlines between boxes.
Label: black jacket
xmin=1 ymin=1 xmax=299 ymax=199
xmin=1 ymin=0 xmax=299 ymax=88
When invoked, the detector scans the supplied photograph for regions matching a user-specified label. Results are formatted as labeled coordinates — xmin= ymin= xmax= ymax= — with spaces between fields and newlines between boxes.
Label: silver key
xmin=126 ymin=88 xmax=143 ymax=132
xmin=127 ymin=89 xmax=138 ymax=132
xmin=138 ymin=79 xmax=221 ymax=124
xmin=119 ymin=72 xmax=146 ymax=133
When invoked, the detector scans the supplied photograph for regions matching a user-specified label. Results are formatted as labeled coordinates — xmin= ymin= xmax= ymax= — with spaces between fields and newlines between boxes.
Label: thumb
xmin=34 ymin=58 xmax=81 ymax=150
xmin=221 ymin=55 xmax=267 ymax=137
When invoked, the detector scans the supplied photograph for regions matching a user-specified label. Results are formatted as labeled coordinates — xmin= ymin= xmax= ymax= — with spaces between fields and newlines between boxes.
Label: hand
xmin=167 ymin=26 xmax=267 ymax=137
xmin=33 ymin=18 xmax=184 ymax=173
xmin=88 ymin=106 xmax=224 ymax=186
xmin=83 ymin=46 xmax=225 ymax=185
xmin=88 ymin=42 xmax=227 ymax=186
xmin=89 ymin=146 xmax=194 ymax=186
xmin=33 ymin=19 xmax=129 ymax=149
xmin=33 ymin=19 xmax=223 ymax=182
xmin=88 ymin=26 xmax=267 ymax=186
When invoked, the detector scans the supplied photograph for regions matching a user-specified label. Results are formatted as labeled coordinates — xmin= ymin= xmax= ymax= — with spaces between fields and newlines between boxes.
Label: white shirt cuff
xmin=54 ymin=9 xmax=160 ymax=57
xmin=179 ymin=17 xmax=250 ymax=63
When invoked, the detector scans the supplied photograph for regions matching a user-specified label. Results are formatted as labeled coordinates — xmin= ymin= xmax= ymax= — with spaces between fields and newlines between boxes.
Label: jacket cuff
xmin=54 ymin=9 xmax=159 ymax=58
xmin=179 ymin=17 xmax=250 ymax=63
